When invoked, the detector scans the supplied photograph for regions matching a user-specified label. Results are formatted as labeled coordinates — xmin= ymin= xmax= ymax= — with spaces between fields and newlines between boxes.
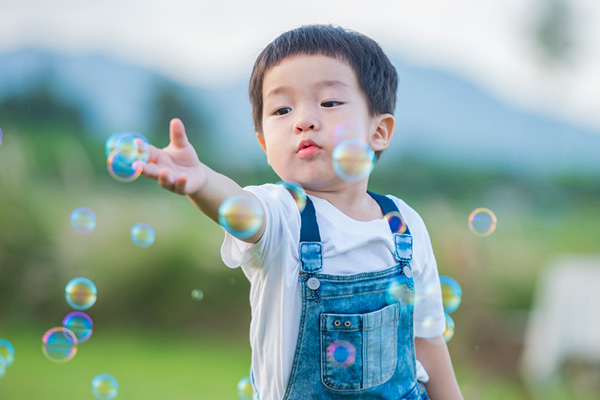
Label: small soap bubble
xmin=326 ymin=340 xmax=356 ymax=368
xmin=130 ymin=223 xmax=155 ymax=248
xmin=277 ymin=181 xmax=307 ymax=212
xmin=105 ymin=132 xmax=150 ymax=162
xmin=0 ymin=355 xmax=7 ymax=379
xmin=218 ymin=194 xmax=264 ymax=239
xmin=42 ymin=327 xmax=77 ymax=362
xmin=65 ymin=277 xmax=97 ymax=311
xmin=332 ymin=139 xmax=375 ymax=182
xmin=107 ymin=149 xmax=143 ymax=182
xmin=92 ymin=373 xmax=119 ymax=400
xmin=384 ymin=211 xmax=407 ymax=234
xmin=439 ymin=276 xmax=462 ymax=314
xmin=385 ymin=279 xmax=414 ymax=306
xmin=63 ymin=312 xmax=93 ymax=343
xmin=443 ymin=313 xmax=455 ymax=342
xmin=0 ymin=339 xmax=15 ymax=367
xmin=468 ymin=207 xmax=497 ymax=237
xmin=70 ymin=207 xmax=96 ymax=234
xmin=237 ymin=376 xmax=253 ymax=400
xmin=191 ymin=289 xmax=204 ymax=301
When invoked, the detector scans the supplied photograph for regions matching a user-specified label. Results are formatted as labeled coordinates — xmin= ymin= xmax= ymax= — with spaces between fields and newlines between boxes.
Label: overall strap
xmin=298 ymin=197 xmax=323 ymax=274
xmin=367 ymin=190 xmax=413 ymax=262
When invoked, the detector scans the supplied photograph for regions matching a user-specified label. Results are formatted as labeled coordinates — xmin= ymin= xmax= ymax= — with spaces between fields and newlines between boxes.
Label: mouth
xmin=297 ymin=140 xmax=321 ymax=158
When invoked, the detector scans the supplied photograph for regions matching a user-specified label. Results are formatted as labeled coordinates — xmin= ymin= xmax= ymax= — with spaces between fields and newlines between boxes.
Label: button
xmin=307 ymin=277 xmax=321 ymax=290
xmin=403 ymin=266 xmax=413 ymax=278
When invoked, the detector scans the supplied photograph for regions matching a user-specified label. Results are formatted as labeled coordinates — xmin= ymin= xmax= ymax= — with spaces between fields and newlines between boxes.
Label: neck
xmin=305 ymin=183 xmax=383 ymax=222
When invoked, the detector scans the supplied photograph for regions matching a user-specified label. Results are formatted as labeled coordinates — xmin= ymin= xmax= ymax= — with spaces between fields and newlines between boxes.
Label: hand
xmin=138 ymin=118 xmax=208 ymax=195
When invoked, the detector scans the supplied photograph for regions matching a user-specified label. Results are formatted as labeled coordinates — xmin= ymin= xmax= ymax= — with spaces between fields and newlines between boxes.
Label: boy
xmin=139 ymin=25 xmax=463 ymax=400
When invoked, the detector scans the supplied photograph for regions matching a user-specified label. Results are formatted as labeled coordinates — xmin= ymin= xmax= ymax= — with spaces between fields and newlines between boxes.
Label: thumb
xmin=169 ymin=118 xmax=189 ymax=149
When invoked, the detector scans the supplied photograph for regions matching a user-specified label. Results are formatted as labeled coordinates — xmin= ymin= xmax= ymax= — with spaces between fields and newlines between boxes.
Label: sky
xmin=1 ymin=0 xmax=599 ymax=132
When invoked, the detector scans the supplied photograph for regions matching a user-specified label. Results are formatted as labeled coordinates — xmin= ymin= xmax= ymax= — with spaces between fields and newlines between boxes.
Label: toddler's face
xmin=258 ymin=54 xmax=390 ymax=192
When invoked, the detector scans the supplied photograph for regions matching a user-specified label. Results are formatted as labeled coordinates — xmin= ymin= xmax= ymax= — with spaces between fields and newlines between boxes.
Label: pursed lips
xmin=297 ymin=139 xmax=321 ymax=158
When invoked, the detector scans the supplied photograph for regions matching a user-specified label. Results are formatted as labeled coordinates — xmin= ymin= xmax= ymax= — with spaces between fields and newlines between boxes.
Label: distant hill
xmin=0 ymin=48 xmax=598 ymax=176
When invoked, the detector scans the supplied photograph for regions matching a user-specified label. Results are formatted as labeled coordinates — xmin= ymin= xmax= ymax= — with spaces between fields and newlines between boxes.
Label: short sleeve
xmin=220 ymin=184 xmax=300 ymax=273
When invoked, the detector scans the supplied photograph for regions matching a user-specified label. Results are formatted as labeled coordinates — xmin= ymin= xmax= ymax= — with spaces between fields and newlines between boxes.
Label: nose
xmin=293 ymin=110 xmax=319 ymax=133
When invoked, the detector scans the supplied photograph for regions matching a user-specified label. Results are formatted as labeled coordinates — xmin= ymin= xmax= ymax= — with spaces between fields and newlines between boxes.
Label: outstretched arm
xmin=415 ymin=336 xmax=463 ymax=400
xmin=139 ymin=118 xmax=265 ymax=243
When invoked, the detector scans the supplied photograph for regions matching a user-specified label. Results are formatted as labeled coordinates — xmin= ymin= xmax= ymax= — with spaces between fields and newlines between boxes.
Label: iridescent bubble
xmin=439 ymin=275 xmax=462 ymax=314
xmin=130 ymin=223 xmax=155 ymax=248
xmin=326 ymin=340 xmax=356 ymax=368
xmin=191 ymin=289 xmax=204 ymax=301
xmin=443 ymin=313 xmax=455 ymax=342
xmin=218 ymin=194 xmax=264 ymax=239
xmin=0 ymin=355 xmax=7 ymax=379
xmin=332 ymin=139 xmax=375 ymax=182
xmin=277 ymin=181 xmax=307 ymax=212
xmin=42 ymin=327 xmax=77 ymax=362
xmin=65 ymin=277 xmax=97 ymax=311
xmin=0 ymin=339 xmax=15 ymax=367
xmin=70 ymin=207 xmax=96 ymax=234
xmin=468 ymin=207 xmax=497 ymax=237
xmin=63 ymin=312 xmax=93 ymax=343
xmin=384 ymin=211 xmax=407 ymax=234
xmin=385 ymin=279 xmax=414 ymax=306
xmin=92 ymin=373 xmax=119 ymax=400
xmin=107 ymin=149 xmax=143 ymax=182
xmin=237 ymin=376 xmax=253 ymax=400
xmin=105 ymin=132 xmax=150 ymax=163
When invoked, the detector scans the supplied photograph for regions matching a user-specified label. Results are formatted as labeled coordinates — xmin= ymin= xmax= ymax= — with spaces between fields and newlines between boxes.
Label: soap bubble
xmin=65 ymin=277 xmax=97 ymax=311
xmin=218 ymin=194 xmax=264 ymax=239
xmin=439 ymin=275 xmax=462 ymax=314
xmin=237 ymin=376 xmax=253 ymax=400
xmin=443 ymin=313 xmax=455 ymax=342
xmin=0 ymin=356 xmax=7 ymax=379
xmin=326 ymin=340 xmax=356 ymax=368
xmin=42 ymin=327 xmax=77 ymax=362
xmin=130 ymin=223 xmax=155 ymax=248
xmin=191 ymin=289 xmax=204 ymax=301
xmin=277 ymin=181 xmax=307 ymax=212
xmin=332 ymin=139 xmax=374 ymax=182
xmin=107 ymin=149 xmax=143 ymax=182
xmin=468 ymin=207 xmax=497 ymax=237
xmin=92 ymin=373 xmax=119 ymax=400
xmin=0 ymin=339 xmax=15 ymax=367
xmin=63 ymin=312 xmax=93 ymax=343
xmin=70 ymin=207 xmax=96 ymax=234
xmin=384 ymin=211 xmax=407 ymax=234
xmin=105 ymin=132 xmax=150 ymax=162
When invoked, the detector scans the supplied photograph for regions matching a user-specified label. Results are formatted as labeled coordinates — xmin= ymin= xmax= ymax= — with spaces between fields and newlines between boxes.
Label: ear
xmin=256 ymin=132 xmax=267 ymax=152
xmin=369 ymin=113 xmax=395 ymax=152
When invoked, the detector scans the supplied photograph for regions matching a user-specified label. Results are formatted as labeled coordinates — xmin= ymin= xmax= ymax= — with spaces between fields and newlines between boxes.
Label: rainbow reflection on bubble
xmin=130 ymin=223 xmax=155 ymax=248
xmin=277 ymin=181 xmax=307 ymax=212
xmin=332 ymin=139 xmax=375 ymax=182
xmin=237 ymin=376 xmax=253 ymax=400
xmin=70 ymin=207 xmax=96 ymax=234
xmin=42 ymin=327 xmax=77 ymax=363
xmin=326 ymin=340 xmax=356 ymax=368
xmin=218 ymin=194 xmax=264 ymax=239
xmin=443 ymin=313 xmax=455 ymax=342
xmin=191 ymin=289 xmax=204 ymax=301
xmin=468 ymin=207 xmax=497 ymax=237
xmin=385 ymin=279 xmax=414 ymax=306
xmin=439 ymin=275 xmax=462 ymax=314
xmin=65 ymin=277 xmax=97 ymax=311
xmin=105 ymin=132 xmax=150 ymax=162
xmin=63 ymin=312 xmax=93 ymax=343
xmin=0 ymin=339 xmax=15 ymax=368
xmin=92 ymin=373 xmax=119 ymax=400
xmin=384 ymin=211 xmax=407 ymax=234
xmin=107 ymin=149 xmax=143 ymax=182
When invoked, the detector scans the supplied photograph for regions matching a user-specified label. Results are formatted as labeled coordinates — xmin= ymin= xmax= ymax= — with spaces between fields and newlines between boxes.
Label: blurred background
xmin=1 ymin=0 xmax=599 ymax=398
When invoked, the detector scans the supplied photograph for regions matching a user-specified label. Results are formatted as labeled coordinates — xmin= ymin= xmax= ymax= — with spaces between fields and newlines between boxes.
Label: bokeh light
xmin=42 ymin=327 xmax=77 ymax=363
xmin=70 ymin=207 xmax=96 ymax=234
xmin=0 ymin=339 xmax=15 ymax=367
xmin=332 ymin=139 xmax=375 ymax=182
xmin=468 ymin=207 xmax=497 ymax=237
xmin=65 ymin=277 xmax=97 ymax=311
xmin=218 ymin=194 xmax=264 ymax=239
xmin=443 ymin=313 xmax=455 ymax=342
xmin=439 ymin=275 xmax=462 ymax=314
xmin=237 ymin=376 xmax=253 ymax=400
xmin=63 ymin=312 xmax=93 ymax=343
xmin=191 ymin=289 xmax=204 ymax=301
xmin=384 ymin=211 xmax=407 ymax=234
xmin=130 ymin=223 xmax=155 ymax=248
xmin=277 ymin=181 xmax=307 ymax=212
xmin=92 ymin=373 xmax=119 ymax=400
xmin=326 ymin=340 xmax=356 ymax=368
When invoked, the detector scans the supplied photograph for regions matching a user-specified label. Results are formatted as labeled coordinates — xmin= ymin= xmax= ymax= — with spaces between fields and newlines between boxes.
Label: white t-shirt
xmin=221 ymin=184 xmax=446 ymax=400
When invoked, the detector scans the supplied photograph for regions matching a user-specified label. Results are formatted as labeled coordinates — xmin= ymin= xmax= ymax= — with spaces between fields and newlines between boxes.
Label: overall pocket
xmin=320 ymin=302 xmax=400 ymax=391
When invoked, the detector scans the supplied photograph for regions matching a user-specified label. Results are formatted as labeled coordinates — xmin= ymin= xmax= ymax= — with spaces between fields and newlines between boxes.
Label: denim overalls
xmin=267 ymin=191 xmax=430 ymax=400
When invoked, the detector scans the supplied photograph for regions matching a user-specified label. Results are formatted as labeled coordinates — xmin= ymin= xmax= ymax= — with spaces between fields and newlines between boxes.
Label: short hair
xmin=249 ymin=25 xmax=398 ymax=160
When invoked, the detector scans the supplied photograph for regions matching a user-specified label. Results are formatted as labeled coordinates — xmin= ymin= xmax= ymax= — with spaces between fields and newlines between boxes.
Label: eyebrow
xmin=265 ymin=79 xmax=348 ymax=100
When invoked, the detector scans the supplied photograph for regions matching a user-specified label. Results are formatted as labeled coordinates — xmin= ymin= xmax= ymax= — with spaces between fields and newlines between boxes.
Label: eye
xmin=321 ymin=101 xmax=343 ymax=108
xmin=274 ymin=107 xmax=291 ymax=116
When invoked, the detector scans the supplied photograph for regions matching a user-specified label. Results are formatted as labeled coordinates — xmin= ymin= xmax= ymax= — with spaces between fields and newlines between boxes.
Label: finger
xmin=143 ymin=142 xmax=162 ymax=164
xmin=173 ymin=175 xmax=187 ymax=194
xmin=158 ymin=169 xmax=175 ymax=190
xmin=169 ymin=118 xmax=189 ymax=149
xmin=137 ymin=161 xmax=160 ymax=180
